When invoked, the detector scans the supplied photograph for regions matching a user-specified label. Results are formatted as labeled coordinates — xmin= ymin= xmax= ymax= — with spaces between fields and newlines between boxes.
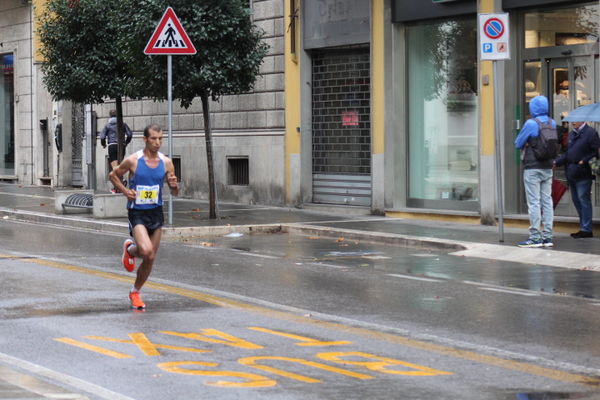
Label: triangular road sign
xmin=144 ymin=7 xmax=197 ymax=55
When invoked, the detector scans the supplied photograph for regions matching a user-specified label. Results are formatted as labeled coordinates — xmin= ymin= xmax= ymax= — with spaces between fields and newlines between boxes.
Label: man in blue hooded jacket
xmin=514 ymin=95 xmax=556 ymax=248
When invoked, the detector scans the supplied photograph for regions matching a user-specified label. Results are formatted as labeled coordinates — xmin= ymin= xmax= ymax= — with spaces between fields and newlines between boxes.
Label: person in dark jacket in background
xmin=514 ymin=95 xmax=556 ymax=248
xmin=554 ymin=121 xmax=600 ymax=238
xmin=100 ymin=110 xmax=133 ymax=192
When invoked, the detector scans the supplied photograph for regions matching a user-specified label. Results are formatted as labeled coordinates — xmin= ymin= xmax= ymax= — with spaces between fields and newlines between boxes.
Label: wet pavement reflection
xmin=180 ymin=232 xmax=600 ymax=300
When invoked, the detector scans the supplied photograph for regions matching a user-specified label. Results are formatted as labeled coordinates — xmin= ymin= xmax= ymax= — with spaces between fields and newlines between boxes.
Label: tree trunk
xmin=115 ymin=96 xmax=125 ymax=163
xmin=201 ymin=90 xmax=218 ymax=219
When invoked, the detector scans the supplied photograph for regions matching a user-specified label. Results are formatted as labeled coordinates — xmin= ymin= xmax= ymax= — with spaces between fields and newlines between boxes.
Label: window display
xmin=407 ymin=18 xmax=478 ymax=205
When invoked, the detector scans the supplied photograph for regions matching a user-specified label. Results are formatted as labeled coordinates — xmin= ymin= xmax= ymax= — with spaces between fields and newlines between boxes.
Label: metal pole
xmin=167 ymin=55 xmax=173 ymax=226
xmin=493 ymin=61 xmax=505 ymax=242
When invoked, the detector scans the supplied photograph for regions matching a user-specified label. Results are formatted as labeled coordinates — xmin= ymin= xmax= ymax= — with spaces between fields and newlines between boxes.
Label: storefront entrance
xmin=520 ymin=3 xmax=599 ymax=217
xmin=311 ymin=49 xmax=372 ymax=206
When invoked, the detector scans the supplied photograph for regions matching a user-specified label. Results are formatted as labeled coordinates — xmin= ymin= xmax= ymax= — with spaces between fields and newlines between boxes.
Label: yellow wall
xmin=371 ymin=0 xmax=385 ymax=156
xmin=284 ymin=0 xmax=301 ymax=202
xmin=32 ymin=0 xmax=47 ymax=63
xmin=479 ymin=0 xmax=496 ymax=156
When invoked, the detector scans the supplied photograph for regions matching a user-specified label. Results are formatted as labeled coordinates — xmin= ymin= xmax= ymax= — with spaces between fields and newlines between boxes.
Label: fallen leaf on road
xmin=309 ymin=236 xmax=319 ymax=240
xmin=40 ymin=203 xmax=46 ymax=206
xmin=191 ymin=208 xmax=201 ymax=212
xmin=336 ymin=237 xmax=345 ymax=242
xmin=201 ymin=242 xmax=215 ymax=247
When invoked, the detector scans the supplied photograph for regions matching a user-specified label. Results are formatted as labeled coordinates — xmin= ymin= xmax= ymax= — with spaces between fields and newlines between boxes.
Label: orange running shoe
xmin=122 ymin=239 xmax=135 ymax=272
xmin=129 ymin=291 xmax=145 ymax=310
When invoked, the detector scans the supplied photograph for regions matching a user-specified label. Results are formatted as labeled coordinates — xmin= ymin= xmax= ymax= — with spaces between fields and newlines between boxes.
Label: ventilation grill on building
xmin=228 ymin=157 xmax=249 ymax=186
xmin=172 ymin=156 xmax=181 ymax=182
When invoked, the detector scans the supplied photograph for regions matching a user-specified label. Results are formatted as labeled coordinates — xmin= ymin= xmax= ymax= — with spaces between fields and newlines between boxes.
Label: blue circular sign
xmin=484 ymin=18 xmax=504 ymax=39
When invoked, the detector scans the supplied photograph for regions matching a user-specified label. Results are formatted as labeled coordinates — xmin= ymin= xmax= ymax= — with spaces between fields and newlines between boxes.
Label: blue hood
xmin=529 ymin=95 xmax=549 ymax=117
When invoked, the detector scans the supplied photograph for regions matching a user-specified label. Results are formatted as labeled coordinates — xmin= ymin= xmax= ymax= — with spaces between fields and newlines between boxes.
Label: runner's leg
xmin=131 ymin=225 xmax=162 ymax=291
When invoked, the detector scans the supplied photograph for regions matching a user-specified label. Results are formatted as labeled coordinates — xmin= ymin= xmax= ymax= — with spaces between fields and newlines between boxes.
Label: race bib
xmin=135 ymin=185 xmax=159 ymax=205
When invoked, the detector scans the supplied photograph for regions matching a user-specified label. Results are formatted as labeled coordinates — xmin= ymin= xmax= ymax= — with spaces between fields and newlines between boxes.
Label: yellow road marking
xmin=54 ymin=338 xmax=132 ymax=359
xmin=317 ymin=352 xmax=452 ymax=376
xmin=238 ymin=356 xmax=373 ymax=383
xmin=25 ymin=258 xmax=600 ymax=387
xmin=84 ymin=333 xmax=210 ymax=356
xmin=157 ymin=361 xmax=277 ymax=388
xmin=248 ymin=327 xmax=351 ymax=347
xmin=160 ymin=329 xmax=263 ymax=350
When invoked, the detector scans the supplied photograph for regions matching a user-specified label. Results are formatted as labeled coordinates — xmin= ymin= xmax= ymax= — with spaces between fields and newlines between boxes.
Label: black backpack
xmin=531 ymin=118 xmax=559 ymax=161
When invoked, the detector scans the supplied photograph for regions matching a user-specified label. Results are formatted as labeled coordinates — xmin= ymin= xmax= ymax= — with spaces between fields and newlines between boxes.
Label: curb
xmin=162 ymin=223 xmax=467 ymax=252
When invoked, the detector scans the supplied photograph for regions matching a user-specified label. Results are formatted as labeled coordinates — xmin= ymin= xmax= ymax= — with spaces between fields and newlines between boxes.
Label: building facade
xmin=3 ymin=0 xmax=600 ymax=225
xmin=3 ymin=0 xmax=285 ymax=205
xmin=284 ymin=0 xmax=600 ymax=224
xmin=0 ymin=0 xmax=38 ymax=184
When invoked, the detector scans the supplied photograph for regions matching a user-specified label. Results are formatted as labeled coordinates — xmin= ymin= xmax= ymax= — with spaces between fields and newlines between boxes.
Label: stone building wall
xmin=94 ymin=0 xmax=286 ymax=205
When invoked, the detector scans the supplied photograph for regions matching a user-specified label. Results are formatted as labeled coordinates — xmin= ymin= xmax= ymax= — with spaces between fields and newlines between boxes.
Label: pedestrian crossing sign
xmin=144 ymin=7 xmax=197 ymax=55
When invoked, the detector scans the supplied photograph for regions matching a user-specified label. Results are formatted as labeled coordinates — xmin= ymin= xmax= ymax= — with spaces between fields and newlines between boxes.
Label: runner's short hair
xmin=109 ymin=109 xmax=117 ymax=118
xmin=143 ymin=124 xmax=163 ymax=137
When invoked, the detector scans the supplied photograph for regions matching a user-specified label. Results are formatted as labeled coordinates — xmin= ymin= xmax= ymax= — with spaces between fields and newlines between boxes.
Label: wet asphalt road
xmin=1 ymin=219 xmax=600 ymax=400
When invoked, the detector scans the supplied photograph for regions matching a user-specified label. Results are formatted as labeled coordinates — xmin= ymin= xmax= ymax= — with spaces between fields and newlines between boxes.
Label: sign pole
xmin=493 ymin=60 xmax=504 ymax=242
xmin=167 ymin=55 xmax=173 ymax=226
xmin=479 ymin=13 xmax=509 ymax=242
xmin=144 ymin=6 xmax=196 ymax=227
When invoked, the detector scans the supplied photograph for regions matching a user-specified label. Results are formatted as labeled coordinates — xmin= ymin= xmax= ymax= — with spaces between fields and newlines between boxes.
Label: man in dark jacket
xmin=514 ymin=95 xmax=556 ymax=248
xmin=554 ymin=121 xmax=600 ymax=238
xmin=100 ymin=110 xmax=133 ymax=192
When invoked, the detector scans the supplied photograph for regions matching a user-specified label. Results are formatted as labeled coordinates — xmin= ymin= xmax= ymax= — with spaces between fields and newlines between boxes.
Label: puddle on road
xmin=174 ymin=232 xmax=600 ymax=300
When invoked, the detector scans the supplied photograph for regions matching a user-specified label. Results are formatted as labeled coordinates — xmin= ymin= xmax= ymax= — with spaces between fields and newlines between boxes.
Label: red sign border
xmin=483 ymin=17 xmax=504 ymax=40
xmin=144 ymin=7 xmax=197 ymax=55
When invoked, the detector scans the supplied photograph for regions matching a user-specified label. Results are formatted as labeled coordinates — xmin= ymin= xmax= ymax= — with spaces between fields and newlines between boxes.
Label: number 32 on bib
xmin=136 ymin=185 xmax=160 ymax=205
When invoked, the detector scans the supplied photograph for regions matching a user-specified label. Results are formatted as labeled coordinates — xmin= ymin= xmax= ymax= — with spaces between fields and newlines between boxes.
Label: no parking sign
xmin=479 ymin=13 xmax=510 ymax=60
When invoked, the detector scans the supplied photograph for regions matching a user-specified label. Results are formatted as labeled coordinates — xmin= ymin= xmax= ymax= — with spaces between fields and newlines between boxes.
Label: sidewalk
xmin=0 ymin=182 xmax=599 ymax=270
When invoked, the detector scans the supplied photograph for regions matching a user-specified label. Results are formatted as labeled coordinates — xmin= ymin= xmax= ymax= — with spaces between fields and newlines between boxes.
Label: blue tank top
xmin=127 ymin=150 xmax=166 ymax=210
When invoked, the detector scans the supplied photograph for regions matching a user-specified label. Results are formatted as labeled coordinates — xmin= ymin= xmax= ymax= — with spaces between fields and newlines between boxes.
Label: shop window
xmin=524 ymin=5 xmax=598 ymax=48
xmin=406 ymin=18 xmax=478 ymax=208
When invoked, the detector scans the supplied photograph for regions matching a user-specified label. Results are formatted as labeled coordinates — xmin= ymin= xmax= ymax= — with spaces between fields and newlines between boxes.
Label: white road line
xmin=479 ymin=287 xmax=540 ymax=297
xmin=230 ymin=250 xmax=280 ymax=259
xmin=0 ymin=352 xmax=135 ymax=400
xmin=309 ymin=262 xmax=348 ymax=269
xmin=462 ymin=280 xmax=489 ymax=287
xmin=386 ymin=273 xmax=442 ymax=283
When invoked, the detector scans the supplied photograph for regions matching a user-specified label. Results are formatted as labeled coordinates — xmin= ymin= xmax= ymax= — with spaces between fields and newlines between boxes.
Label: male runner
xmin=109 ymin=124 xmax=179 ymax=309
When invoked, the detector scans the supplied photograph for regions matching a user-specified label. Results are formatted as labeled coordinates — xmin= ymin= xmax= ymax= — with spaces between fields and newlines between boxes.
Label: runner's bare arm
xmin=109 ymin=156 xmax=137 ymax=201
xmin=165 ymin=158 xmax=179 ymax=196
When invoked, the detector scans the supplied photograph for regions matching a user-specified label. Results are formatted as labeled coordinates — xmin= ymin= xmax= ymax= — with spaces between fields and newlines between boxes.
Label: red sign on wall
xmin=342 ymin=111 xmax=359 ymax=126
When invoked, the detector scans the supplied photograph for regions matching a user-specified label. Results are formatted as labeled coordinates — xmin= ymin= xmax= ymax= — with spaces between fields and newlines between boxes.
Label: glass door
xmin=547 ymin=56 xmax=598 ymax=217
xmin=518 ymin=3 xmax=599 ymax=218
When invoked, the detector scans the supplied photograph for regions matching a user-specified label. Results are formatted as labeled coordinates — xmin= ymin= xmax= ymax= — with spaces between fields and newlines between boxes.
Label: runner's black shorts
xmin=107 ymin=144 xmax=118 ymax=164
xmin=107 ymin=144 xmax=128 ymax=164
xmin=128 ymin=206 xmax=164 ymax=237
